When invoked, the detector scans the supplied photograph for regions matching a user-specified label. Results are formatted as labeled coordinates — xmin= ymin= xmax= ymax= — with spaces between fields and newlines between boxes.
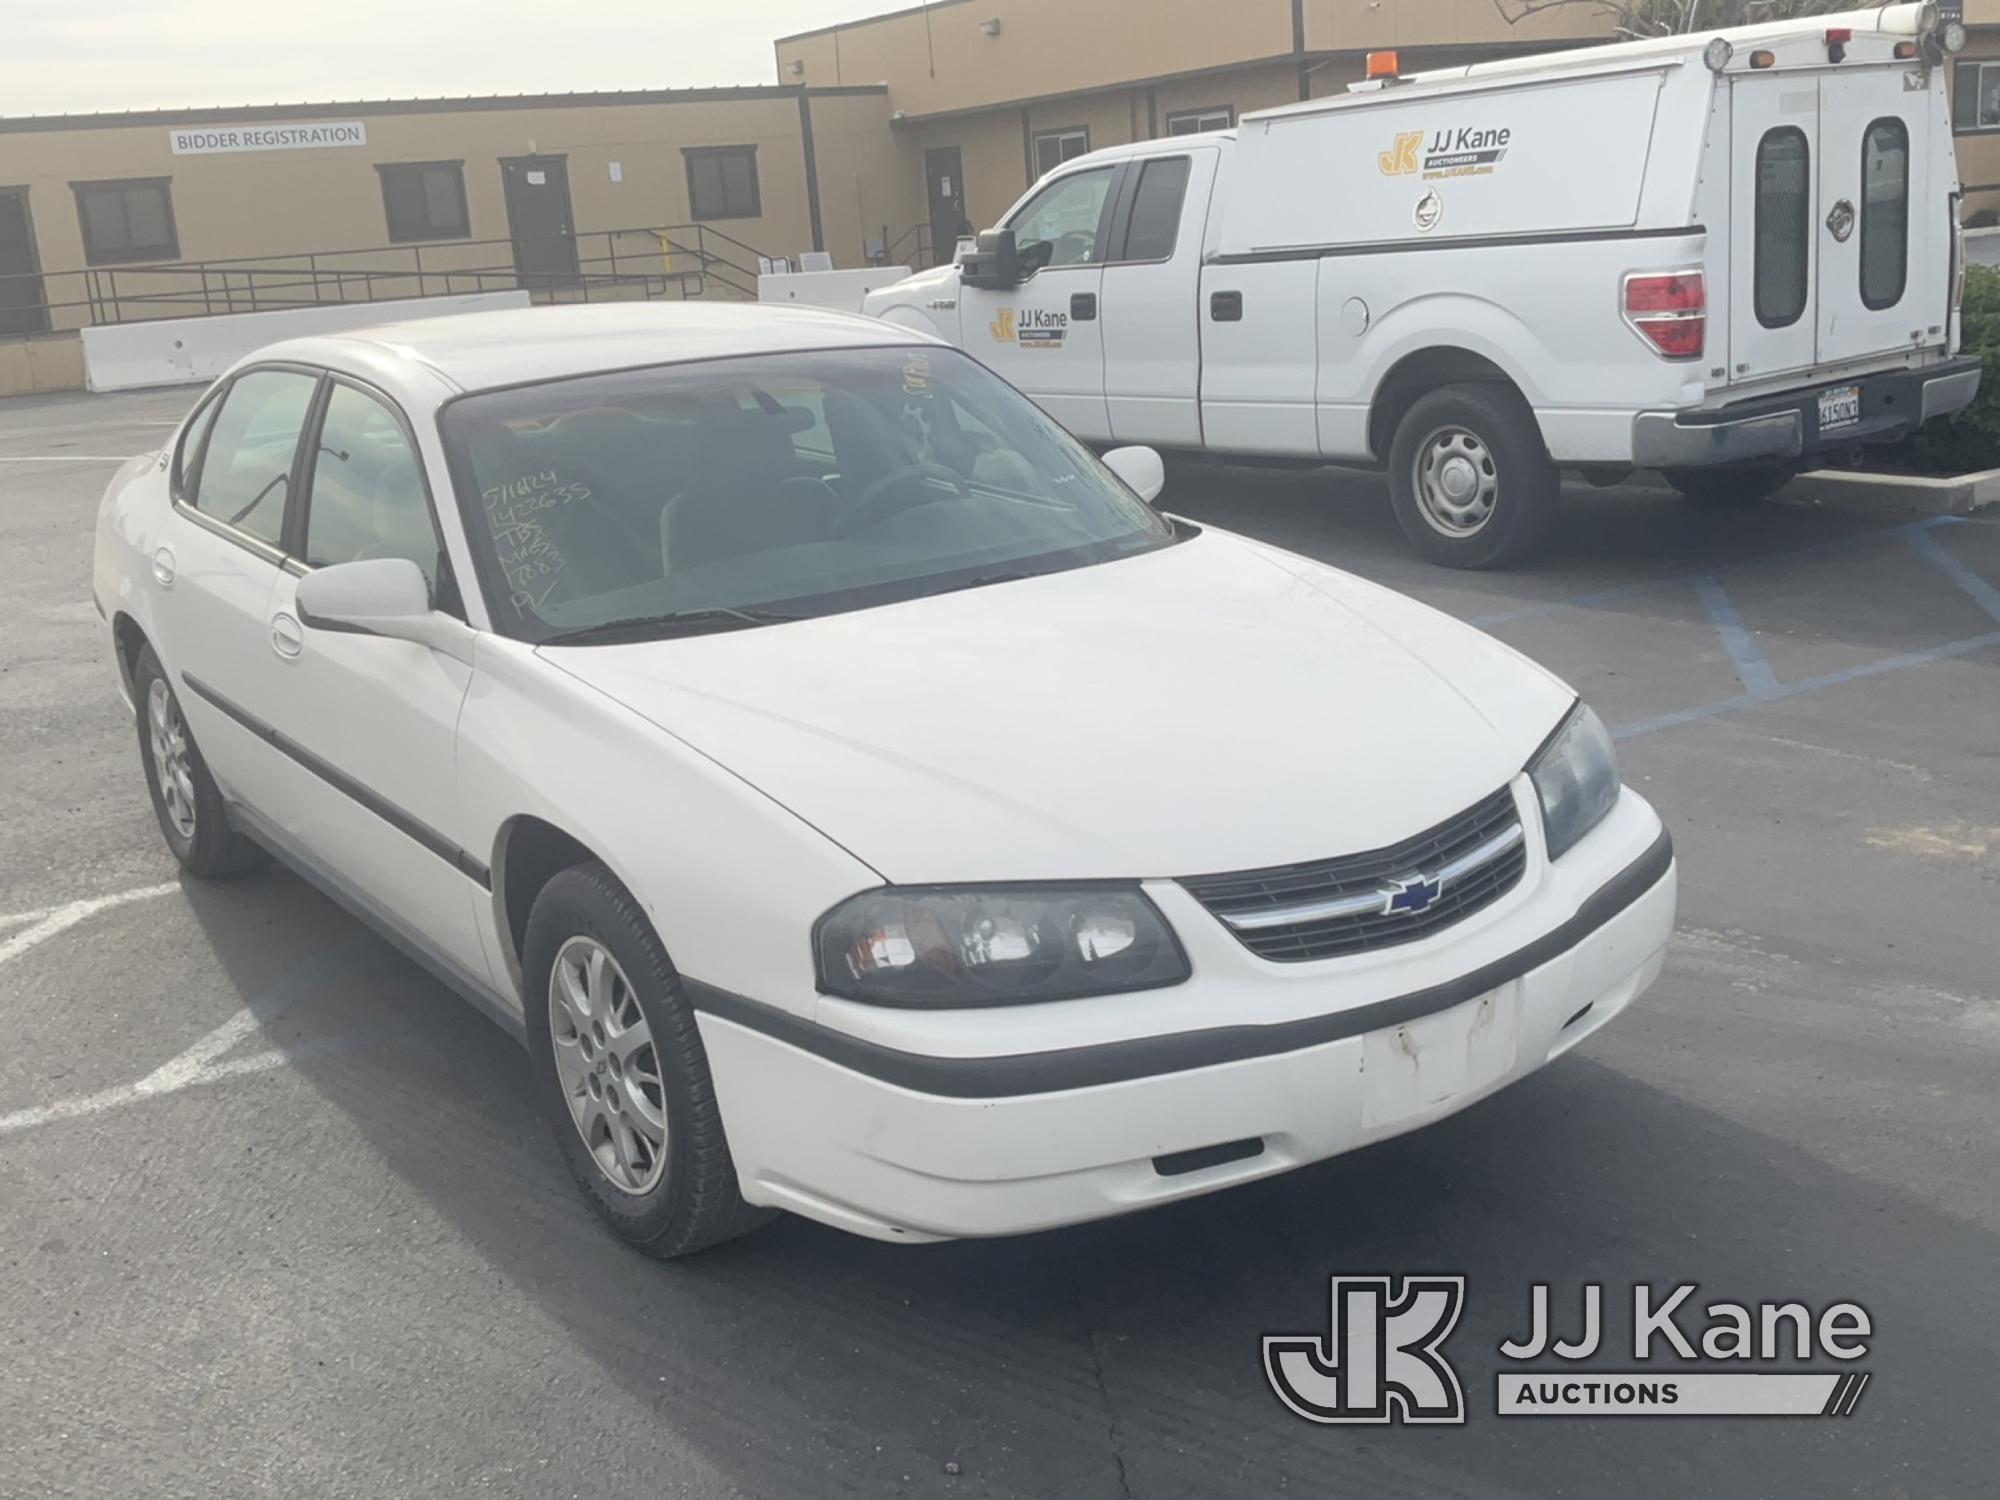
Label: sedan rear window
xmin=439 ymin=346 xmax=1176 ymax=643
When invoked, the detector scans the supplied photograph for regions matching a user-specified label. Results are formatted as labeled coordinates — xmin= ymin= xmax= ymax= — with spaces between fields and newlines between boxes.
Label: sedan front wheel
xmin=522 ymin=860 xmax=769 ymax=1257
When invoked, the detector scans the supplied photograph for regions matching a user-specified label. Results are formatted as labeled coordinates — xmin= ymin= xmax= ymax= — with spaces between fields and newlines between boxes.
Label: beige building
xmin=2 ymin=0 xmax=1997 ymax=395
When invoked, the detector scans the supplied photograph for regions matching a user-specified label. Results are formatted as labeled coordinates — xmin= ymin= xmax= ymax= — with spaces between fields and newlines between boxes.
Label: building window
xmin=1033 ymin=128 xmax=1089 ymax=179
xmin=684 ymin=146 xmax=760 ymax=220
xmin=1953 ymin=60 xmax=2000 ymax=132
xmin=1165 ymin=106 xmax=1232 ymax=136
xmin=378 ymin=161 xmax=469 ymax=243
xmin=71 ymin=178 xmax=179 ymax=265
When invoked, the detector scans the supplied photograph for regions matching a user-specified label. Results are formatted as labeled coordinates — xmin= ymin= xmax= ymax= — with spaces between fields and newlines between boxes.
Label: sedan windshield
xmin=438 ymin=345 xmax=1176 ymax=643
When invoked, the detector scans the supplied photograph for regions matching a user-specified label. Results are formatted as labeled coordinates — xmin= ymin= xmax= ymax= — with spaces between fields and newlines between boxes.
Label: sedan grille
xmin=1179 ymin=786 xmax=1527 ymax=963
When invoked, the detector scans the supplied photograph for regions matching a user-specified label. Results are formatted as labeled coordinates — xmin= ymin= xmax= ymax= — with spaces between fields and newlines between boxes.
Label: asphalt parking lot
xmin=3 ymin=386 xmax=1997 ymax=1499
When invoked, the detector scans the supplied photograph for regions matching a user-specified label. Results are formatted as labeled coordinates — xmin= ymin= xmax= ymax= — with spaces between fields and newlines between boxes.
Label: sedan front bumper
xmin=692 ymin=788 xmax=1677 ymax=1242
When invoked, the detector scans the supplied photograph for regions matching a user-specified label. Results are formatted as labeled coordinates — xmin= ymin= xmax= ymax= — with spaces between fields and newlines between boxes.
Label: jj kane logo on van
xmin=1378 ymin=124 xmax=1512 ymax=179
xmin=1266 ymin=1277 xmax=1875 ymax=1424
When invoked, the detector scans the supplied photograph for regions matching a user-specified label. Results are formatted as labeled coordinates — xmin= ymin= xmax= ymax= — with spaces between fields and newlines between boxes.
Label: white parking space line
xmin=0 ymin=882 xmax=180 ymax=963
xmin=0 ymin=1007 xmax=289 ymax=1137
xmin=0 ymin=455 xmax=136 ymax=463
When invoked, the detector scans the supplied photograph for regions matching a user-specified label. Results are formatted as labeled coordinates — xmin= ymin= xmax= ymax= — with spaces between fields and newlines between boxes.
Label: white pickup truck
xmin=863 ymin=4 xmax=1980 ymax=567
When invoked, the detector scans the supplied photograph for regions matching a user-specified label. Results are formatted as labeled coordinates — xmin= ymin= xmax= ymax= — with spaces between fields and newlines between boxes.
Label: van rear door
xmin=1729 ymin=77 xmax=1821 ymax=381
xmin=1730 ymin=66 xmax=1941 ymax=384
xmin=1815 ymin=69 xmax=1933 ymax=367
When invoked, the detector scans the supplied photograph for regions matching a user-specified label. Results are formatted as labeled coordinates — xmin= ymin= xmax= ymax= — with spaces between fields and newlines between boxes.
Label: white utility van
xmin=862 ymin=4 xmax=1980 ymax=567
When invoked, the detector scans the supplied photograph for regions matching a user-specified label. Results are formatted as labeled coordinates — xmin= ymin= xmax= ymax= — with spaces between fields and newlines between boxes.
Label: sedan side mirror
xmin=1102 ymin=445 xmax=1166 ymax=505
xmin=296 ymin=558 xmax=475 ymax=663
xmin=960 ymin=228 xmax=1018 ymax=290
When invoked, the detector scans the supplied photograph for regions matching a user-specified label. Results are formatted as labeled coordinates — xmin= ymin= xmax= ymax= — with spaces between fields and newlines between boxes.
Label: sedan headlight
xmin=1529 ymin=703 xmax=1621 ymax=861
xmin=815 ymin=887 xmax=1190 ymax=1006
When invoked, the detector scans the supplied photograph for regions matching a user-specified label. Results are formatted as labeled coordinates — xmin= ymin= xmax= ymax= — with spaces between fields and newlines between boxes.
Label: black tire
xmin=1660 ymin=461 xmax=1801 ymax=508
xmin=1386 ymin=382 xmax=1561 ymax=569
xmin=522 ymin=861 xmax=769 ymax=1258
xmin=132 ymin=646 xmax=266 ymax=878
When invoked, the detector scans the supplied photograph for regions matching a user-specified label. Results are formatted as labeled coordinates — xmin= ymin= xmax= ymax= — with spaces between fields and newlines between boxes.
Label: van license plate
xmin=1818 ymin=385 xmax=1862 ymax=432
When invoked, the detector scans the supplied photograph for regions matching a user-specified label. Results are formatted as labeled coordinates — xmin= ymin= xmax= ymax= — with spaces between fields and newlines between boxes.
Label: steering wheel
xmin=833 ymin=462 xmax=966 ymax=537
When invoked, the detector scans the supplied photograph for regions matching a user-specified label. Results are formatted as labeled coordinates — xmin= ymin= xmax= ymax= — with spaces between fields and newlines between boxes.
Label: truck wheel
xmin=1387 ymin=384 xmax=1559 ymax=569
xmin=1661 ymin=462 xmax=1800 ymax=508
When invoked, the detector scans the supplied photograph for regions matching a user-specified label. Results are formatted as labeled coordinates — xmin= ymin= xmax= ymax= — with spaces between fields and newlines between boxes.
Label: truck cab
xmin=870 ymin=138 xmax=1224 ymax=450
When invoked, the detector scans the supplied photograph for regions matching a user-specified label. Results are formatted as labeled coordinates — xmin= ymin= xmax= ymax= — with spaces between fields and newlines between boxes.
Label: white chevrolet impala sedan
xmin=95 ymin=304 xmax=1675 ymax=1254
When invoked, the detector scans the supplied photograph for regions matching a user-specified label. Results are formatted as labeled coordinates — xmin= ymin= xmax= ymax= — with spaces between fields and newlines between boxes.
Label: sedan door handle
xmin=1210 ymin=290 xmax=1243 ymax=322
xmin=270 ymin=612 xmax=304 ymax=659
xmin=1070 ymin=292 xmax=1097 ymax=321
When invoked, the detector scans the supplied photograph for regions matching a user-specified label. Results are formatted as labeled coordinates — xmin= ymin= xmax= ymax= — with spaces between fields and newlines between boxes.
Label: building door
xmin=0 ymin=190 xmax=48 ymax=338
xmin=500 ymin=156 xmax=579 ymax=290
xmin=925 ymin=148 xmax=967 ymax=268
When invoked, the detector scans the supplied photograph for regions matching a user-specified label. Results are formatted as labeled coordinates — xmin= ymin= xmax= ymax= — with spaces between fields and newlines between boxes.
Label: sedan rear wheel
xmin=132 ymin=645 xmax=266 ymax=878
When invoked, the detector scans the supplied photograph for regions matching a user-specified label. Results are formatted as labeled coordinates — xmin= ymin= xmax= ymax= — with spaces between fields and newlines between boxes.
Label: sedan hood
xmin=542 ymin=530 xmax=1574 ymax=883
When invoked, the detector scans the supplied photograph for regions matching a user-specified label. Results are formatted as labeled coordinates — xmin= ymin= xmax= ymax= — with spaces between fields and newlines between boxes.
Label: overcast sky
xmin=1 ymin=1 xmax=897 ymax=117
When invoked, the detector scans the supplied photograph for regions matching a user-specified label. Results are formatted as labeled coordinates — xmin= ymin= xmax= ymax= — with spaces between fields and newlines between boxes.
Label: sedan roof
xmin=253 ymin=301 xmax=936 ymax=395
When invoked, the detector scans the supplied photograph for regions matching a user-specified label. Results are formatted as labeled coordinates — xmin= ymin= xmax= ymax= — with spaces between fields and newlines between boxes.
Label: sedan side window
xmin=1008 ymin=167 xmax=1116 ymax=275
xmin=170 ymin=389 xmax=223 ymax=500
xmin=303 ymin=383 xmax=444 ymax=591
xmin=187 ymin=369 xmax=319 ymax=548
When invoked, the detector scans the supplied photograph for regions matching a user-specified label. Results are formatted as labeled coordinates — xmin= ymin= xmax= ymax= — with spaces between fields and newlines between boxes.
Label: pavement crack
xmin=1073 ymin=1277 xmax=1134 ymax=1500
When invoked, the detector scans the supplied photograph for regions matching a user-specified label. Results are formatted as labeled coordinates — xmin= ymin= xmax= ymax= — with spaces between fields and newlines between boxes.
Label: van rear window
xmin=1754 ymin=127 xmax=1810 ymax=330
xmin=1860 ymin=118 xmax=1909 ymax=311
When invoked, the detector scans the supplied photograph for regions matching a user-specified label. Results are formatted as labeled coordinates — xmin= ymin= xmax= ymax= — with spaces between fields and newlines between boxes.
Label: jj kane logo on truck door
xmin=989 ymin=306 xmax=1068 ymax=349
xmin=1378 ymin=124 xmax=1513 ymax=179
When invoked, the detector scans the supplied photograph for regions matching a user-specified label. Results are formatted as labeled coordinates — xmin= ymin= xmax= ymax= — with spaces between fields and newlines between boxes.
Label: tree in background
xmin=1492 ymin=0 xmax=1851 ymax=37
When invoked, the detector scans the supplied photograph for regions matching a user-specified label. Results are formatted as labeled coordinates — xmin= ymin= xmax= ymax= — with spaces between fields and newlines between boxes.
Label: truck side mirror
xmin=960 ymin=229 xmax=1019 ymax=290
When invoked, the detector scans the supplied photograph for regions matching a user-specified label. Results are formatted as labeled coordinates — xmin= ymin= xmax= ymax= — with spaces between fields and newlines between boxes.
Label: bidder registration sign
xmin=169 ymin=121 xmax=367 ymax=156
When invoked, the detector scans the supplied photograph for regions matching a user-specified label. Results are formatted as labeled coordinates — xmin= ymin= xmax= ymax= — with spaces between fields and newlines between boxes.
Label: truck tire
xmin=1661 ymin=461 xmax=1800 ymax=508
xmin=1387 ymin=383 xmax=1559 ymax=569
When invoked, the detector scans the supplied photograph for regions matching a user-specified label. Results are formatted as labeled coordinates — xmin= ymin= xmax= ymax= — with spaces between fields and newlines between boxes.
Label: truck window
xmin=1859 ymin=118 xmax=1909 ymax=312
xmin=1118 ymin=157 xmax=1192 ymax=262
xmin=1754 ymin=127 xmax=1810 ymax=330
xmin=1008 ymin=167 xmax=1115 ymax=274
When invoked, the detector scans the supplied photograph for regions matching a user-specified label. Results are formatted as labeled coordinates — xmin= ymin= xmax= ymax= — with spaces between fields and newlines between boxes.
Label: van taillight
xmin=1623 ymin=271 xmax=1706 ymax=359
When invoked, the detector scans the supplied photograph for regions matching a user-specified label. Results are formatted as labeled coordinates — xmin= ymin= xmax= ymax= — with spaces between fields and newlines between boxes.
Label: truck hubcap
xmin=1413 ymin=427 xmax=1499 ymax=537
xmin=548 ymin=935 xmax=668 ymax=1196
xmin=147 ymin=678 xmax=197 ymax=840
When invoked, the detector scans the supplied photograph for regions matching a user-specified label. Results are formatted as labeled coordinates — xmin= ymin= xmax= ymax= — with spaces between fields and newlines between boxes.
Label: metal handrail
xmin=0 ymin=220 xmax=769 ymax=336
xmin=883 ymin=222 xmax=935 ymax=269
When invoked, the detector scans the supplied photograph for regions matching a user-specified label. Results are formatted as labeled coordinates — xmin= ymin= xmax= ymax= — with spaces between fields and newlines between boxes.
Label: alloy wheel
xmin=548 ymin=935 xmax=669 ymax=1195
xmin=147 ymin=678 xmax=197 ymax=840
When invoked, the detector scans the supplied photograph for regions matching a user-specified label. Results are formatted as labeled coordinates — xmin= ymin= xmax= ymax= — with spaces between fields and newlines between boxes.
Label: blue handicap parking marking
xmin=1472 ymin=517 xmax=2000 ymax=742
